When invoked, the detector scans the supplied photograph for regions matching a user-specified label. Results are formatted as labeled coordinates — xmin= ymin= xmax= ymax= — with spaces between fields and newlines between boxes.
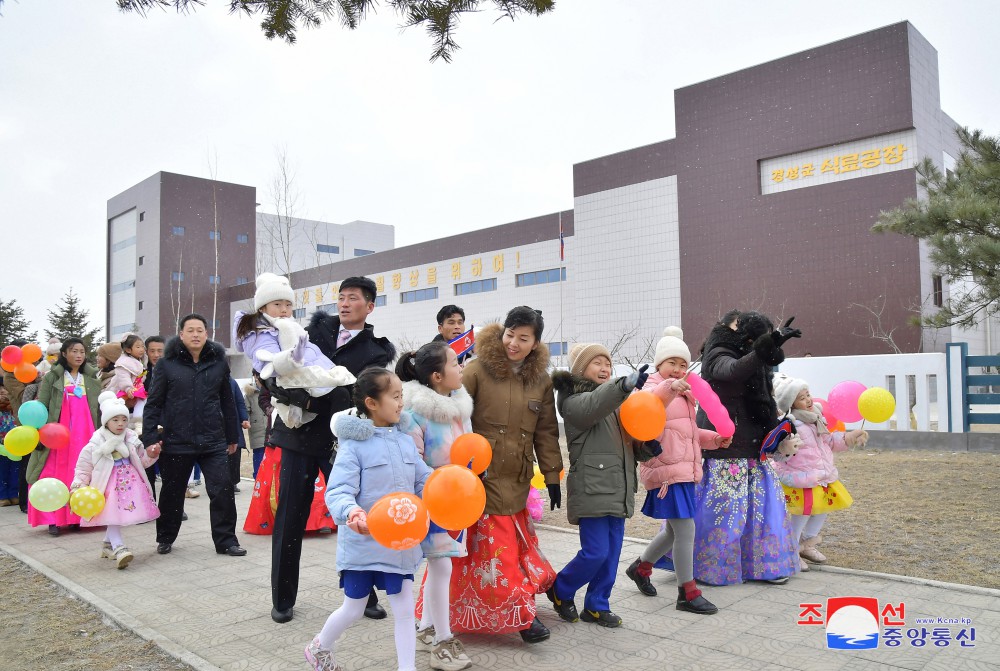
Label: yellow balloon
xmin=4 ymin=425 xmax=39 ymax=457
xmin=70 ymin=486 xmax=106 ymax=520
xmin=530 ymin=463 xmax=545 ymax=490
xmin=858 ymin=387 xmax=895 ymax=424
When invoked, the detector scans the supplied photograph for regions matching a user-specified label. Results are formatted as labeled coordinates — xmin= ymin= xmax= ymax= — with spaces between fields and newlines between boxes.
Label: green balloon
xmin=0 ymin=444 xmax=23 ymax=462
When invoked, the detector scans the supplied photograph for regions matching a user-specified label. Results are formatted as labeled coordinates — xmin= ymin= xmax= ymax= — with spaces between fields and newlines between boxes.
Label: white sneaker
xmin=100 ymin=541 xmax=114 ymax=559
xmin=113 ymin=546 xmax=134 ymax=570
xmin=304 ymin=637 xmax=342 ymax=671
xmin=430 ymin=638 xmax=472 ymax=671
xmin=416 ymin=625 xmax=436 ymax=652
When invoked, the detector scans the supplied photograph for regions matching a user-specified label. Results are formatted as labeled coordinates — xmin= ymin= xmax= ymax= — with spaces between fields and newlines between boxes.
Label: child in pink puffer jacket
xmin=772 ymin=375 xmax=868 ymax=572
xmin=624 ymin=327 xmax=731 ymax=615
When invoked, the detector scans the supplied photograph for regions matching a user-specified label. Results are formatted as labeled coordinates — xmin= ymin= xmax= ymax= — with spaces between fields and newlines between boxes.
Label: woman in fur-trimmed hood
xmin=449 ymin=307 xmax=562 ymax=643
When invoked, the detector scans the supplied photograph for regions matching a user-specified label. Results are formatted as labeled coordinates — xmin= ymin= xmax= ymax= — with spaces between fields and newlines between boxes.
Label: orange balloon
xmin=831 ymin=419 xmax=846 ymax=432
xmin=14 ymin=361 xmax=37 ymax=383
xmin=367 ymin=492 xmax=429 ymax=551
xmin=449 ymin=433 xmax=492 ymax=475
xmin=423 ymin=465 xmax=486 ymax=530
xmin=619 ymin=391 xmax=666 ymax=441
xmin=21 ymin=343 xmax=43 ymax=363
xmin=0 ymin=360 xmax=14 ymax=372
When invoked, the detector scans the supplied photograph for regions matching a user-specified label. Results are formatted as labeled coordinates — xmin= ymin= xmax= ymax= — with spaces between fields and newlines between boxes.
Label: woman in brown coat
xmin=448 ymin=306 xmax=563 ymax=643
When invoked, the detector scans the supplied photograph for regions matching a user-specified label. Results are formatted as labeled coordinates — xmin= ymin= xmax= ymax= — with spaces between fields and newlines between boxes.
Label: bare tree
xmin=257 ymin=147 xmax=306 ymax=277
xmin=850 ymin=295 xmax=904 ymax=354
xmin=606 ymin=323 xmax=659 ymax=371
xmin=168 ymin=250 xmax=184 ymax=331
xmin=207 ymin=149 xmax=221 ymax=341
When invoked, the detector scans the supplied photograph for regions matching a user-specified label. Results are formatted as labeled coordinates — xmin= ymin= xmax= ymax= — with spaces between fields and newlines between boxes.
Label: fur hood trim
xmin=473 ymin=323 xmax=550 ymax=385
xmin=164 ymin=336 xmax=225 ymax=362
xmin=552 ymin=370 xmax=601 ymax=397
xmin=332 ymin=410 xmax=375 ymax=442
xmin=402 ymin=380 xmax=473 ymax=424
xmin=701 ymin=323 xmax=750 ymax=358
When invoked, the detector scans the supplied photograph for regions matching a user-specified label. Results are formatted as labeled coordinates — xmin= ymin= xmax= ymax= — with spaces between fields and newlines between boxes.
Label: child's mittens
xmin=644 ymin=439 xmax=663 ymax=457
xmin=777 ymin=434 xmax=802 ymax=457
xmin=624 ymin=364 xmax=650 ymax=392
xmin=292 ymin=333 xmax=308 ymax=365
xmin=346 ymin=507 xmax=369 ymax=535
xmin=846 ymin=429 xmax=869 ymax=448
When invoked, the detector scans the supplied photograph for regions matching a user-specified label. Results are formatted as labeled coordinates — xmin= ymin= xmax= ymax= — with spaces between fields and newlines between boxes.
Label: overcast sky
xmin=2 ymin=0 xmax=999 ymax=341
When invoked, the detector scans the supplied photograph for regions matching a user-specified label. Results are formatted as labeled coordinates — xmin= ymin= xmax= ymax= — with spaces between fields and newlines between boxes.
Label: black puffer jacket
xmin=268 ymin=312 xmax=396 ymax=457
xmin=142 ymin=338 xmax=239 ymax=454
xmin=696 ymin=325 xmax=783 ymax=460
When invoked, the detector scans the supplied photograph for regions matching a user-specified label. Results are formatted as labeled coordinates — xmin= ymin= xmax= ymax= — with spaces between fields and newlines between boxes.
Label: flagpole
xmin=559 ymin=211 xmax=565 ymax=369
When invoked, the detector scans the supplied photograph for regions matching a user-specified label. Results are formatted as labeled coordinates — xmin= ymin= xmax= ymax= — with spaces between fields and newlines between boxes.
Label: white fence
xmin=778 ymin=353 xmax=947 ymax=432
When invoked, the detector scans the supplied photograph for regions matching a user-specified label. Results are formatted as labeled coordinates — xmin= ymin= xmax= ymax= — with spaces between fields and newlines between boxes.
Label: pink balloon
xmin=812 ymin=397 xmax=838 ymax=427
xmin=687 ymin=372 xmax=736 ymax=438
xmin=827 ymin=381 xmax=867 ymax=423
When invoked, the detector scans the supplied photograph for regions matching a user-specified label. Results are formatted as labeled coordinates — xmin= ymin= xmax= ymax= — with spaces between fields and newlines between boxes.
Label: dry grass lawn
xmin=539 ymin=449 xmax=1000 ymax=590
xmin=0 ymin=552 xmax=195 ymax=670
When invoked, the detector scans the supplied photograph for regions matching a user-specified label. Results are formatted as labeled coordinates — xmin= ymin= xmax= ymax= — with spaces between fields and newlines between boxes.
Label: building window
xmin=455 ymin=278 xmax=497 ymax=296
xmin=317 ymin=243 xmax=340 ymax=255
xmin=112 ymin=236 xmax=136 ymax=252
xmin=138 ymin=301 xmax=144 ymax=311
xmin=111 ymin=324 xmax=134 ymax=336
xmin=213 ymin=319 xmax=221 ymax=328
xmin=111 ymin=280 xmax=136 ymax=293
xmin=354 ymin=248 xmax=374 ymax=257
xmin=401 ymin=288 xmax=439 ymax=304
xmin=932 ymin=274 xmax=944 ymax=308
xmin=235 ymin=276 xmax=249 ymax=286
xmin=139 ymin=211 xmax=145 ymax=222
xmin=237 ymin=233 xmax=249 ymax=244
xmin=209 ymin=230 xmax=218 ymax=240
xmin=209 ymin=275 xmax=221 ymax=285
xmin=172 ymin=226 xmax=185 ymax=236
xmin=171 ymin=271 xmax=185 ymax=281
xmin=547 ymin=341 xmax=570 ymax=357
xmin=375 ymin=295 xmax=387 ymax=307
xmin=515 ymin=267 xmax=567 ymax=287
xmin=292 ymin=308 xmax=306 ymax=319
xmin=138 ymin=256 xmax=144 ymax=266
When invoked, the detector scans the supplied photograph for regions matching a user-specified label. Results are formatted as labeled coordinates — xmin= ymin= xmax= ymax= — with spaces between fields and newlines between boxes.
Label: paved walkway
xmin=1 ymin=486 xmax=998 ymax=671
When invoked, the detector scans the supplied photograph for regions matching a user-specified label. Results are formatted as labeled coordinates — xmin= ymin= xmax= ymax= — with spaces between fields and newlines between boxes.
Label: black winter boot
xmin=677 ymin=581 xmax=718 ymax=615
xmin=625 ymin=558 xmax=657 ymax=596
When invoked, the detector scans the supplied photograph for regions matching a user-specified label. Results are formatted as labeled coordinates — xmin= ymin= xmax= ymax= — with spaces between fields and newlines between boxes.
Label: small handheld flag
xmin=448 ymin=326 xmax=475 ymax=360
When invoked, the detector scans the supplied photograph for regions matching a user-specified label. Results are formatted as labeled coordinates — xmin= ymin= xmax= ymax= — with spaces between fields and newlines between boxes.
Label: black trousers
xmin=145 ymin=465 xmax=157 ymax=500
xmin=18 ymin=459 xmax=29 ymax=513
xmin=228 ymin=448 xmax=242 ymax=486
xmin=270 ymin=449 xmax=333 ymax=611
xmin=156 ymin=449 xmax=238 ymax=551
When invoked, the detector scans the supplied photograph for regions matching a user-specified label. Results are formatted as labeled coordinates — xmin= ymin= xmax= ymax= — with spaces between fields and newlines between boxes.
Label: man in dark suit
xmin=267 ymin=276 xmax=395 ymax=623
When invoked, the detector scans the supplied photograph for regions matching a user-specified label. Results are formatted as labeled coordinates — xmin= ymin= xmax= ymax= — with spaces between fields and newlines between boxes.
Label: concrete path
xmin=1 ymin=485 xmax=998 ymax=671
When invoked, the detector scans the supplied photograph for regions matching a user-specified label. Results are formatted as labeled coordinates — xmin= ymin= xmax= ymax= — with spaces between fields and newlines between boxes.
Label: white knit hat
xmin=653 ymin=327 xmax=691 ymax=368
xmin=254 ymin=272 xmax=295 ymax=311
xmin=773 ymin=373 xmax=809 ymax=415
xmin=45 ymin=337 xmax=61 ymax=356
xmin=99 ymin=391 xmax=129 ymax=425
xmin=568 ymin=343 xmax=612 ymax=377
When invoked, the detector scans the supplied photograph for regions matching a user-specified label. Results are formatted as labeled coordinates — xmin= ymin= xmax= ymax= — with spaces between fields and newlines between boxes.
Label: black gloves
xmin=547 ymin=483 xmax=561 ymax=510
xmin=644 ymin=439 xmax=663 ymax=457
xmin=625 ymin=364 xmax=650 ymax=392
xmin=265 ymin=378 xmax=311 ymax=410
xmin=772 ymin=317 xmax=802 ymax=347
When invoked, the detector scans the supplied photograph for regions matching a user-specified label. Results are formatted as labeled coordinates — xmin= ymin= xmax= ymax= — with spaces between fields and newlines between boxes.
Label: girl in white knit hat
xmin=233 ymin=273 xmax=356 ymax=428
xmin=771 ymin=375 xmax=867 ymax=572
xmin=72 ymin=392 xmax=161 ymax=569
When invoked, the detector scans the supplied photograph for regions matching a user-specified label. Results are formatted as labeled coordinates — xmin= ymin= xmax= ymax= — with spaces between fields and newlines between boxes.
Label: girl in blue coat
xmin=307 ymin=368 xmax=432 ymax=671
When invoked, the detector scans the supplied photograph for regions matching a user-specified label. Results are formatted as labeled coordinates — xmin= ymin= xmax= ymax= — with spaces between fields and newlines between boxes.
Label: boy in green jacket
xmin=546 ymin=343 xmax=661 ymax=628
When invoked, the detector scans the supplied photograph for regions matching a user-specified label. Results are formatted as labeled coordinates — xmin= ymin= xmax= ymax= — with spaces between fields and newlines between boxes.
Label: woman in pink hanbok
xmin=27 ymin=338 xmax=102 ymax=535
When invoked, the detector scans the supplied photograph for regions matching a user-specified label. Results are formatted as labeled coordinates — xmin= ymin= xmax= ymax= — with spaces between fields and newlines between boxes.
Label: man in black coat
xmin=268 ymin=276 xmax=395 ymax=624
xmin=142 ymin=314 xmax=244 ymax=557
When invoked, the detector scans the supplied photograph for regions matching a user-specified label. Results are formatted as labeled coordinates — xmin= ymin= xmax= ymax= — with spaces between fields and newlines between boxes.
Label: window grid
xmin=401 ymin=287 xmax=439 ymax=304
xmin=548 ymin=341 xmax=570 ymax=356
xmin=209 ymin=275 xmax=221 ymax=285
xmin=292 ymin=308 xmax=306 ymax=319
xmin=455 ymin=278 xmax=497 ymax=296
xmin=172 ymin=226 xmax=185 ymax=236
xmin=375 ymin=295 xmax=387 ymax=307
xmin=317 ymin=243 xmax=340 ymax=254
xmin=171 ymin=271 xmax=185 ymax=281
xmin=515 ymin=267 xmax=567 ymax=287
xmin=236 ymin=234 xmax=249 ymax=244
xmin=354 ymin=248 xmax=374 ymax=257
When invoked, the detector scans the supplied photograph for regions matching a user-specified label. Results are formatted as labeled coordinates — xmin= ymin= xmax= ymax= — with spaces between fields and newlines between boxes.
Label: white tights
xmin=104 ymin=525 xmax=123 ymax=549
xmin=790 ymin=513 xmax=827 ymax=543
xmin=317 ymin=580 xmax=416 ymax=671
xmin=419 ymin=557 xmax=453 ymax=643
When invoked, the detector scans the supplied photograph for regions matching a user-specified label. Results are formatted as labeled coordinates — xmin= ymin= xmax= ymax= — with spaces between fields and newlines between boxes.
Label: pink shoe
xmin=304 ymin=637 xmax=342 ymax=671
